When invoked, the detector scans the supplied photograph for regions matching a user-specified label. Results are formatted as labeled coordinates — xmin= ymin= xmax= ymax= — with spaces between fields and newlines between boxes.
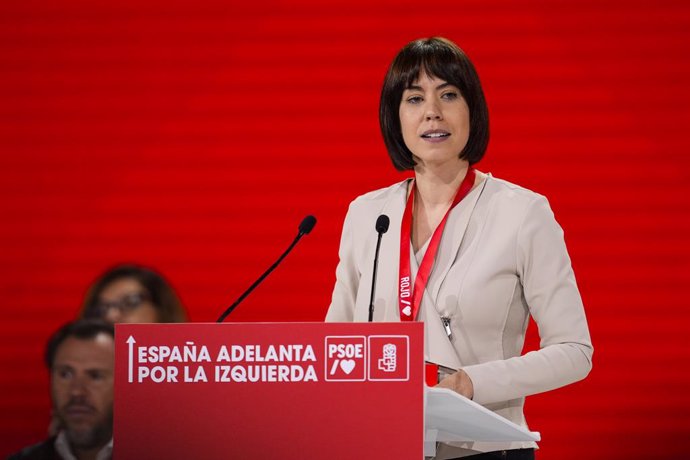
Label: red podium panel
xmin=114 ymin=322 xmax=424 ymax=459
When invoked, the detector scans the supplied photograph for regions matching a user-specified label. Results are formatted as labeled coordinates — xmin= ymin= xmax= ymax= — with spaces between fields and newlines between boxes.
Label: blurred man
xmin=9 ymin=320 xmax=114 ymax=460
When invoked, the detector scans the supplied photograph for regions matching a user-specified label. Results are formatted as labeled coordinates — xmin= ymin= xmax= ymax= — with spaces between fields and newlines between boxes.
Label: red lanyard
xmin=398 ymin=168 xmax=476 ymax=321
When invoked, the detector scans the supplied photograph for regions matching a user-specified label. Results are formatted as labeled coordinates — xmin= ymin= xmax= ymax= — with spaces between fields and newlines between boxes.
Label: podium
xmin=114 ymin=322 xmax=538 ymax=459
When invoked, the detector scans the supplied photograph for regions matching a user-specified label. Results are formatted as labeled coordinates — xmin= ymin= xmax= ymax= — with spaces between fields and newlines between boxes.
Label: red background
xmin=1 ymin=0 xmax=689 ymax=458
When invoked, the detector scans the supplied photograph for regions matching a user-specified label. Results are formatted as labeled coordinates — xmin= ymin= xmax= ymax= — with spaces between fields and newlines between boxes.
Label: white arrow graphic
xmin=126 ymin=335 xmax=136 ymax=383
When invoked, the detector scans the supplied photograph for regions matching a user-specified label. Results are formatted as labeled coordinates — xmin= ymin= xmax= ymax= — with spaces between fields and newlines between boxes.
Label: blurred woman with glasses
xmin=80 ymin=264 xmax=187 ymax=323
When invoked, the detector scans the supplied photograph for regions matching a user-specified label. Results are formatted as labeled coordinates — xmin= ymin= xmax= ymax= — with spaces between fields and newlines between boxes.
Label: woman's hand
xmin=437 ymin=369 xmax=474 ymax=399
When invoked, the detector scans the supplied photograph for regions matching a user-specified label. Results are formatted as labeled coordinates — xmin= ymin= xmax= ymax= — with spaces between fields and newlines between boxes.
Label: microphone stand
xmin=368 ymin=215 xmax=390 ymax=322
xmin=216 ymin=216 xmax=316 ymax=323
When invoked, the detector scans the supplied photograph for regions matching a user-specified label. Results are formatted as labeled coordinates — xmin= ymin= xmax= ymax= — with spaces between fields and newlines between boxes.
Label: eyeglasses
xmin=95 ymin=292 xmax=151 ymax=316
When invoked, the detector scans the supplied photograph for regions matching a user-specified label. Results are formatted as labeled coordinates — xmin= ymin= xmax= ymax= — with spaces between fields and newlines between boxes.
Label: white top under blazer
xmin=326 ymin=173 xmax=593 ymax=458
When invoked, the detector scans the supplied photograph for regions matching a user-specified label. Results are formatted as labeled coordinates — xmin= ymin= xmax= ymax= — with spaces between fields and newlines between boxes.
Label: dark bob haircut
xmin=379 ymin=37 xmax=490 ymax=171
xmin=45 ymin=319 xmax=114 ymax=369
xmin=80 ymin=264 xmax=187 ymax=323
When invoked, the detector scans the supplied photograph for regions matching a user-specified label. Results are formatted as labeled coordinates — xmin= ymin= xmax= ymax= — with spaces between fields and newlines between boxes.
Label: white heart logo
xmin=340 ymin=359 xmax=356 ymax=374
xmin=402 ymin=306 xmax=412 ymax=316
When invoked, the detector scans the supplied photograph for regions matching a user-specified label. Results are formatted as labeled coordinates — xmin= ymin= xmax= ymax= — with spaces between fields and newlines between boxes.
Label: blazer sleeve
xmin=462 ymin=195 xmax=593 ymax=405
xmin=325 ymin=202 xmax=360 ymax=322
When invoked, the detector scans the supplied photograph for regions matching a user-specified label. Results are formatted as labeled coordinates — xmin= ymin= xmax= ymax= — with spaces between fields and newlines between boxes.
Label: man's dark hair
xmin=44 ymin=319 xmax=115 ymax=370
xmin=379 ymin=37 xmax=490 ymax=171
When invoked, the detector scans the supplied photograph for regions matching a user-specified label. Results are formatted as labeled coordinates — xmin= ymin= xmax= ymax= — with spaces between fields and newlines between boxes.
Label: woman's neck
xmin=413 ymin=159 xmax=470 ymax=209
xmin=409 ymin=159 xmax=471 ymax=252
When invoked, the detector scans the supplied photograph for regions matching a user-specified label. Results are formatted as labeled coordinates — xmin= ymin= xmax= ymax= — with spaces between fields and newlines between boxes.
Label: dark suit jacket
xmin=7 ymin=437 xmax=59 ymax=460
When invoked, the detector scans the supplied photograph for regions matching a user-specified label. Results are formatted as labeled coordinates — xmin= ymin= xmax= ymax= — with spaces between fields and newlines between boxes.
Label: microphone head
xmin=298 ymin=215 xmax=317 ymax=235
xmin=375 ymin=214 xmax=390 ymax=234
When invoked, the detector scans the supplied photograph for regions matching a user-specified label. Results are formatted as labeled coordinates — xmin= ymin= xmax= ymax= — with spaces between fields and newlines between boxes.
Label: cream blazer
xmin=326 ymin=173 xmax=593 ymax=457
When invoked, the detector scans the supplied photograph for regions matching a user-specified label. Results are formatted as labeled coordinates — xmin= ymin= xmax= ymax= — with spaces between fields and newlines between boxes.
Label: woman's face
xmin=399 ymin=73 xmax=470 ymax=169
xmin=95 ymin=277 xmax=160 ymax=323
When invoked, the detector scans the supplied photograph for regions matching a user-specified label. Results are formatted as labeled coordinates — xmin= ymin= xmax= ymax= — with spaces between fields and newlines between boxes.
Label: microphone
xmin=216 ymin=215 xmax=317 ymax=323
xmin=298 ymin=215 xmax=317 ymax=236
xmin=375 ymin=215 xmax=390 ymax=234
xmin=368 ymin=214 xmax=390 ymax=322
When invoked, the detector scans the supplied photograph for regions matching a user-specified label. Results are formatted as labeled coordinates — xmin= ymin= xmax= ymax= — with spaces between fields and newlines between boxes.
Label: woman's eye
xmin=406 ymin=96 xmax=423 ymax=104
xmin=442 ymin=92 xmax=458 ymax=100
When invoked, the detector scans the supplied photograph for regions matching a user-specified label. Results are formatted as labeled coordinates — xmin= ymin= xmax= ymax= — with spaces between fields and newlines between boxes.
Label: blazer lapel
xmin=427 ymin=177 xmax=489 ymax=304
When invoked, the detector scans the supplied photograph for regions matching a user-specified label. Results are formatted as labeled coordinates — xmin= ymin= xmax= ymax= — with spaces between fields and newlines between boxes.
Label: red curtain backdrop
xmin=1 ymin=1 xmax=689 ymax=458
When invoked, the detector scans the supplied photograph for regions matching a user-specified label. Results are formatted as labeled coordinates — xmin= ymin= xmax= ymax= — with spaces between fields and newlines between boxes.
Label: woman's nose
xmin=105 ymin=307 xmax=122 ymax=323
xmin=424 ymin=101 xmax=442 ymax=120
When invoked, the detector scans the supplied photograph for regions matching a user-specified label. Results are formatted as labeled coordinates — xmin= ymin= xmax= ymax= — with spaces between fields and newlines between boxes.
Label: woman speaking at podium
xmin=326 ymin=37 xmax=592 ymax=459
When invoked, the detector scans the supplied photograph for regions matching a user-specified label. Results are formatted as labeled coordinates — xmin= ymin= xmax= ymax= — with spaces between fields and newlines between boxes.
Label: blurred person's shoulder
xmin=7 ymin=437 xmax=58 ymax=460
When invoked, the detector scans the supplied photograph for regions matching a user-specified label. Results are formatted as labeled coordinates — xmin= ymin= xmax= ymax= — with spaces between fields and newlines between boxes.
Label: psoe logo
xmin=368 ymin=336 xmax=409 ymax=381
xmin=324 ymin=336 xmax=366 ymax=382
xmin=378 ymin=343 xmax=397 ymax=372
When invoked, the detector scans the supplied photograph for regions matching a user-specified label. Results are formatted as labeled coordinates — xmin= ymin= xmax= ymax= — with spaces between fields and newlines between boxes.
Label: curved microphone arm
xmin=216 ymin=215 xmax=316 ymax=323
